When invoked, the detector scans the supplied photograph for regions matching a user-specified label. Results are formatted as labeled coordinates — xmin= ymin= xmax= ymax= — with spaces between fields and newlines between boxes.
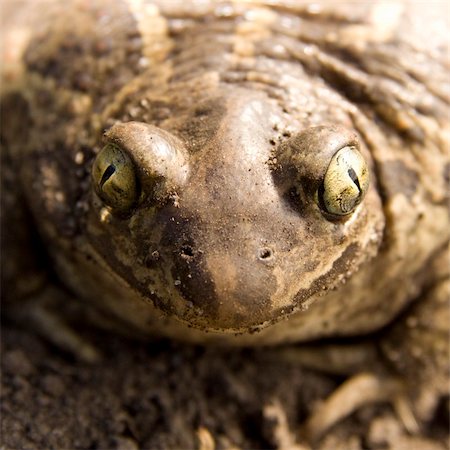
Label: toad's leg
xmin=7 ymin=286 xmax=102 ymax=363
xmin=274 ymin=342 xmax=417 ymax=442
xmin=380 ymin=266 xmax=449 ymax=426
xmin=271 ymin=250 xmax=449 ymax=444
xmin=1 ymin=141 xmax=100 ymax=363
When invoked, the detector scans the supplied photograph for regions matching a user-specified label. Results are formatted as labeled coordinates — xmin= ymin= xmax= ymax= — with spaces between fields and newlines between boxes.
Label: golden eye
xmin=320 ymin=146 xmax=369 ymax=216
xmin=91 ymin=143 xmax=138 ymax=214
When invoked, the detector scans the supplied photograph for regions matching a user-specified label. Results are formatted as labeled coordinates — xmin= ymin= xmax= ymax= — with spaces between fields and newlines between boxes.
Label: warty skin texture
xmin=1 ymin=1 xmax=448 ymax=348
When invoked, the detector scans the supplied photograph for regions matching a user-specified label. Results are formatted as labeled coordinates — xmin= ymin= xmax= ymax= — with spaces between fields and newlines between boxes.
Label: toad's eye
xmin=92 ymin=143 xmax=139 ymax=214
xmin=319 ymin=146 xmax=369 ymax=216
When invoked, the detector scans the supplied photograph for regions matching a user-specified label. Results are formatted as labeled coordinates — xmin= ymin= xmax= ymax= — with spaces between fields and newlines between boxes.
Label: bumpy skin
xmin=1 ymin=0 xmax=449 ymax=354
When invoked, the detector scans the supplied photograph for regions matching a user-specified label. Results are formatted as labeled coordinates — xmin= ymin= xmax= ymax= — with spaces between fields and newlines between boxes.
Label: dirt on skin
xmin=1 ymin=319 xmax=448 ymax=450
xmin=0 ymin=2 xmax=448 ymax=449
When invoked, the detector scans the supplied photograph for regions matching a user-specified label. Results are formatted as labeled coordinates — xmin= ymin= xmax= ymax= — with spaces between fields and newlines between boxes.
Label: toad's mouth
xmin=130 ymin=229 xmax=375 ymax=334
xmin=142 ymin=240 xmax=281 ymax=333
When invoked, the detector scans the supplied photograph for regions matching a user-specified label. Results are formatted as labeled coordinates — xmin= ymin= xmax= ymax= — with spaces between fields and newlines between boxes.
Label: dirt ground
xmin=1 ymin=319 xmax=448 ymax=450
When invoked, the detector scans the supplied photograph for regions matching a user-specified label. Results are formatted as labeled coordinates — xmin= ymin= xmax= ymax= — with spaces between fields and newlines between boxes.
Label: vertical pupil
xmin=347 ymin=167 xmax=361 ymax=192
xmin=100 ymin=164 xmax=116 ymax=189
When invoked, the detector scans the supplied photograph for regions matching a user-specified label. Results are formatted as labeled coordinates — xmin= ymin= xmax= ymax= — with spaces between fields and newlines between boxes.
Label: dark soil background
xmin=2 ymin=320 xmax=448 ymax=450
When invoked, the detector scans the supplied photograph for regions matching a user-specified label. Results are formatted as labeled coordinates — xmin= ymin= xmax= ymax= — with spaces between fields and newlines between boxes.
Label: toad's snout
xmin=170 ymin=242 xmax=279 ymax=331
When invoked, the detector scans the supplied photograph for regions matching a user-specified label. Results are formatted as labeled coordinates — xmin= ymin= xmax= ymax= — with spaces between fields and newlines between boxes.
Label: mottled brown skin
xmin=1 ymin=0 xmax=449 ymax=432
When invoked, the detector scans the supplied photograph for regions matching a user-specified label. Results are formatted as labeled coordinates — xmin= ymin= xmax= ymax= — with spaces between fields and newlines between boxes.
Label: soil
xmin=1 ymin=319 xmax=448 ymax=450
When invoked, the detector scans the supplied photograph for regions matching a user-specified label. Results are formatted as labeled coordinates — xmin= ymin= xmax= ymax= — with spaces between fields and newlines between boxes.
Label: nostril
xmin=180 ymin=244 xmax=195 ymax=260
xmin=258 ymin=247 xmax=274 ymax=261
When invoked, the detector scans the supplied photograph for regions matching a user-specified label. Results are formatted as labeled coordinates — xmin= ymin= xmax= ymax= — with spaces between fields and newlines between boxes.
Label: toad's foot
xmin=275 ymin=273 xmax=449 ymax=446
xmin=7 ymin=286 xmax=101 ymax=363
xmin=273 ymin=344 xmax=420 ymax=444
xmin=301 ymin=372 xmax=418 ymax=442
